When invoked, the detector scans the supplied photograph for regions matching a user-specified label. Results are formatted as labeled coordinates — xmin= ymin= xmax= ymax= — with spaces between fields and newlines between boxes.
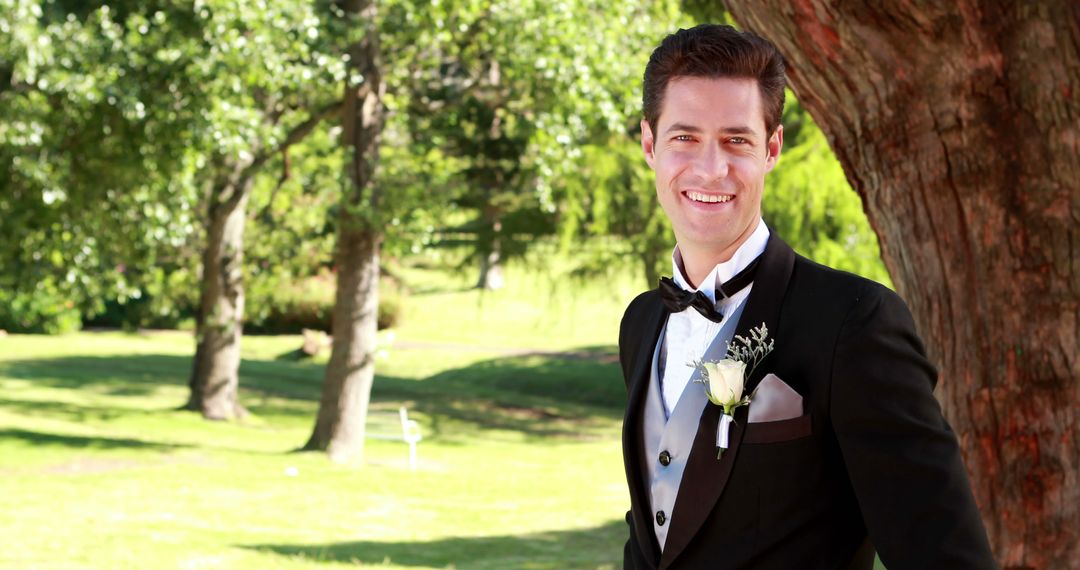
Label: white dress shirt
xmin=659 ymin=221 xmax=770 ymax=416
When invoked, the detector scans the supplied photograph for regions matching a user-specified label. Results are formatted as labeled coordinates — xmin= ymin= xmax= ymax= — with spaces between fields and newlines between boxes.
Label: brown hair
xmin=643 ymin=24 xmax=786 ymax=136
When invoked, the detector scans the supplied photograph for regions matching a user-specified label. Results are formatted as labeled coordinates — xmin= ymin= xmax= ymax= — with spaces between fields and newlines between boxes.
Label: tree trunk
xmin=304 ymin=0 xmax=385 ymax=463
xmin=305 ymin=224 xmax=380 ymax=461
xmin=640 ymin=251 xmax=661 ymax=291
xmin=476 ymin=247 xmax=505 ymax=290
xmin=476 ymin=216 xmax=505 ymax=290
xmin=186 ymin=173 xmax=252 ymax=420
xmin=723 ymin=2 xmax=1078 ymax=567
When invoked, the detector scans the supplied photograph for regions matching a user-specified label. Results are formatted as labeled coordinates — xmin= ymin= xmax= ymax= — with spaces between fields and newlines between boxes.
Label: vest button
xmin=655 ymin=510 xmax=667 ymax=526
xmin=659 ymin=450 xmax=671 ymax=466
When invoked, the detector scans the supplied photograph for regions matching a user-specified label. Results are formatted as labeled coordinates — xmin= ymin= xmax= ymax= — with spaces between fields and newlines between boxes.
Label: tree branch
xmin=246 ymin=99 xmax=344 ymax=180
xmin=254 ymin=148 xmax=292 ymax=223
xmin=222 ymin=99 xmax=343 ymax=212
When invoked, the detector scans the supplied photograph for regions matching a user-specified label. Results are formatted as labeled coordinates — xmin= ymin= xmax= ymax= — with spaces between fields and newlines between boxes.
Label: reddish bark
xmin=724 ymin=1 xmax=1079 ymax=567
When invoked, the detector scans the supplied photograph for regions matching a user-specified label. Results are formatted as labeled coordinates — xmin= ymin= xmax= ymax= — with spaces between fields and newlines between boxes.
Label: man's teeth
xmin=686 ymin=192 xmax=732 ymax=203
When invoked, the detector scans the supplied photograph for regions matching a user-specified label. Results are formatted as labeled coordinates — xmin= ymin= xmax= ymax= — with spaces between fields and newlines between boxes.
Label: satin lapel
xmin=622 ymin=291 xmax=668 ymax=567
xmin=658 ymin=234 xmax=796 ymax=570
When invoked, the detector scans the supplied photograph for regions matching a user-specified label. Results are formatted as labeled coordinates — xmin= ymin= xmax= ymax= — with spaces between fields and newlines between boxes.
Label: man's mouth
xmin=685 ymin=191 xmax=733 ymax=204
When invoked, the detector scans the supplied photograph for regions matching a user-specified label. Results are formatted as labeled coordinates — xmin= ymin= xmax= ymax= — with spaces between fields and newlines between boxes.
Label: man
xmin=619 ymin=24 xmax=996 ymax=569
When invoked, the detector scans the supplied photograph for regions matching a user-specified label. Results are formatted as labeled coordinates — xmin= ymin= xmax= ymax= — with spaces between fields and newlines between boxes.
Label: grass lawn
xmin=0 ymin=261 xmax=641 ymax=569
xmin=0 ymin=333 xmax=630 ymax=570
xmin=0 ymin=258 xmax=886 ymax=569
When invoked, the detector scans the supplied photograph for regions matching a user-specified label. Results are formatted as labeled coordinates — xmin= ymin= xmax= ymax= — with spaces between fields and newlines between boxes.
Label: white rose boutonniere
xmin=693 ymin=323 xmax=774 ymax=459
xmin=701 ymin=359 xmax=749 ymax=414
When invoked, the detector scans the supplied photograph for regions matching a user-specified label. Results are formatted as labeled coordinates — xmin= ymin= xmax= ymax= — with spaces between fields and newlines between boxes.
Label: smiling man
xmin=618 ymin=25 xmax=995 ymax=569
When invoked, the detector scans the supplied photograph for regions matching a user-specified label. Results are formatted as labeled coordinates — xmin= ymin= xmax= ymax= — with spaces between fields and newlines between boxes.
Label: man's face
xmin=641 ymin=76 xmax=783 ymax=262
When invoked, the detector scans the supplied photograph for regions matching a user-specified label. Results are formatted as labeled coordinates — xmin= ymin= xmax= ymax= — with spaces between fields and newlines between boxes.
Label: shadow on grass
xmin=0 ymin=354 xmax=329 ymax=399
xmin=0 ymin=354 xmax=191 ymax=396
xmin=0 ymin=396 xmax=166 ymax=423
xmin=0 ymin=428 xmax=188 ymax=451
xmin=0 ymin=347 xmax=625 ymax=441
xmin=384 ymin=348 xmax=625 ymax=441
xmin=244 ymin=518 xmax=624 ymax=569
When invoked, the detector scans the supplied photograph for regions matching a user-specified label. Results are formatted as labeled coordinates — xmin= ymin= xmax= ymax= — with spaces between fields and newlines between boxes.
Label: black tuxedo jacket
xmin=619 ymin=235 xmax=996 ymax=570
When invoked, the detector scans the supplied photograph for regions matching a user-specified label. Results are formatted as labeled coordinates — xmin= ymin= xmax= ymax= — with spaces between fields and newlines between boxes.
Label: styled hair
xmin=643 ymin=24 xmax=786 ymax=136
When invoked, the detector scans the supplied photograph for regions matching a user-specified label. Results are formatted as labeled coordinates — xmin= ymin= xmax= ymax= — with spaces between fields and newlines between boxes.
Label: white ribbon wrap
xmin=716 ymin=412 xmax=734 ymax=449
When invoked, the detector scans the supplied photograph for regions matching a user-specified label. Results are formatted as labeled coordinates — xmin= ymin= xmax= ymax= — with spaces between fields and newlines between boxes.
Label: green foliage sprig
xmin=725 ymin=323 xmax=774 ymax=381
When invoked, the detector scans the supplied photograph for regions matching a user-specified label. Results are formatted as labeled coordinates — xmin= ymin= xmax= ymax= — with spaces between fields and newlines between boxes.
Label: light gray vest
xmin=642 ymin=302 xmax=747 ymax=550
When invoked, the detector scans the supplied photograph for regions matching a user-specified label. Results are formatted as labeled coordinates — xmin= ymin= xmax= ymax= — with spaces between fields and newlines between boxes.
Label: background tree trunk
xmin=476 ymin=215 xmax=504 ymax=290
xmin=183 ymin=101 xmax=336 ymax=420
xmin=476 ymin=246 xmax=505 ymax=290
xmin=639 ymin=251 xmax=661 ymax=291
xmin=723 ymin=2 xmax=1078 ymax=567
xmin=186 ymin=171 xmax=252 ymax=420
xmin=304 ymin=0 xmax=385 ymax=463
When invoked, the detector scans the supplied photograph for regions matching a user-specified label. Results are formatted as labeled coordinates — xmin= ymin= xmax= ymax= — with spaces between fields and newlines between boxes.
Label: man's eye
xmin=673 ymin=135 xmax=694 ymax=142
xmin=729 ymin=137 xmax=747 ymax=145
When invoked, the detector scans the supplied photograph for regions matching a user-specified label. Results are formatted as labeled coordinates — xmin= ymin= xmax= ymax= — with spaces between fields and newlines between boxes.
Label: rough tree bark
xmin=186 ymin=106 xmax=342 ymax=420
xmin=186 ymin=165 xmax=252 ymax=420
xmin=723 ymin=2 xmax=1078 ymax=567
xmin=303 ymin=0 xmax=385 ymax=462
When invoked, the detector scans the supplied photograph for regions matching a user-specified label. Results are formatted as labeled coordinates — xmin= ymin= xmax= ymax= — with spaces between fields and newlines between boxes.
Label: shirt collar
xmin=671 ymin=220 xmax=770 ymax=305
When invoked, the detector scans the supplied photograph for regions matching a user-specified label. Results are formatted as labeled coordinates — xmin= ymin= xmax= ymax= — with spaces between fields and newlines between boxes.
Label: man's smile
xmin=684 ymin=191 xmax=733 ymax=204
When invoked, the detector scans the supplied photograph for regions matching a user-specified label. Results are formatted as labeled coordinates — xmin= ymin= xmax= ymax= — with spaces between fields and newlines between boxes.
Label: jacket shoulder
xmin=618 ymin=289 xmax=660 ymax=382
xmin=789 ymin=253 xmax=902 ymax=315
xmin=620 ymin=289 xmax=659 ymax=347
xmin=621 ymin=289 xmax=659 ymax=326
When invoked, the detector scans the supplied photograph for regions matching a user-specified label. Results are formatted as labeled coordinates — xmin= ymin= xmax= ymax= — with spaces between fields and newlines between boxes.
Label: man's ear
xmin=641 ymin=119 xmax=656 ymax=169
xmin=764 ymin=124 xmax=783 ymax=173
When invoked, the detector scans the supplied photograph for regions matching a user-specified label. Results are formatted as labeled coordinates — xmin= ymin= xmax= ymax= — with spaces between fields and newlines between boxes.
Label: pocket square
xmin=748 ymin=373 xmax=803 ymax=423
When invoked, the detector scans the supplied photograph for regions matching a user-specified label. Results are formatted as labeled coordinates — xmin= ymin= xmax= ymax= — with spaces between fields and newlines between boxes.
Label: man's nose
xmin=691 ymin=143 xmax=728 ymax=181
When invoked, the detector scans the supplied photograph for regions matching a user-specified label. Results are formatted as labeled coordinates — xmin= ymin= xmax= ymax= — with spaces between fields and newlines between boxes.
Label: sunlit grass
xmin=0 ymin=258 xmax=638 ymax=569
xmin=391 ymin=244 xmax=647 ymax=351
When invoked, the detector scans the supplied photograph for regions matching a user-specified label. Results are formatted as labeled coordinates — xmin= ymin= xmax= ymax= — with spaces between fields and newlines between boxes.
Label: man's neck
xmin=679 ymin=247 xmax=736 ymax=290
xmin=676 ymin=220 xmax=763 ymax=289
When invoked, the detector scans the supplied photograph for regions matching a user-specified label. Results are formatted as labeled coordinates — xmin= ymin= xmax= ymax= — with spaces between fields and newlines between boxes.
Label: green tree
xmin=303 ymin=0 xmax=385 ymax=462
xmin=161 ymin=0 xmax=343 ymax=420
xmin=1 ymin=1 xmax=348 ymax=418
xmin=242 ymin=125 xmax=342 ymax=334
xmin=0 ymin=0 xmax=200 ymax=333
xmin=559 ymin=135 xmax=674 ymax=288
xmin=763 ymin=94 xmax=890 ymax=286
xmin=394 ymin=0 xmax=683 ymax=289
xmin=299 ymin=0 xmax=686 ymax=460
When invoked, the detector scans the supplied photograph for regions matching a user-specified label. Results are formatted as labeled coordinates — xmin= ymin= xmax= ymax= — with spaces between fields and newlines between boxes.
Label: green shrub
xmin=377 ymin=287 xmax=402 ymax=330
xmin=0 ymin=278 xmax=82 ymax=334
xmin=245 ymin=270 xmax=403 ymax=334
xmin=245 ymin=271 xmax=333 ymax=334
xmin=82 ymin=267 xmax=198 ymax=330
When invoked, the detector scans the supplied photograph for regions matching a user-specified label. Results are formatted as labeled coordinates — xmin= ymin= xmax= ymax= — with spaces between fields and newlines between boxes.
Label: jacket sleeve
xmin=830 ymin=284 xmax=997 ymax=569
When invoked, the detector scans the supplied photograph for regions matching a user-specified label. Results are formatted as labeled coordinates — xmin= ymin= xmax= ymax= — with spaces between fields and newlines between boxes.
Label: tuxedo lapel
xmin=622 ymin=292 xmax=668 ymax=566
xmin=731 ymin=233 xmax=796 ymax=395
xmin=658 ymin=233 xmax=796 ymax=569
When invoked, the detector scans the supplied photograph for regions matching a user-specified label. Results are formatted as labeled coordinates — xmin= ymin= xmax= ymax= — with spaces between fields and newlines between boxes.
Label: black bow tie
xmin=658 ymin=254 xmax=762 ymax=323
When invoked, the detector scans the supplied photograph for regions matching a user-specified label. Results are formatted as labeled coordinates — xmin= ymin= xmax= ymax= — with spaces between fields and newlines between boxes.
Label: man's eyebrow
xmin=664 ymin=122 xmax=703 ymax=135
xmin=719 ymin=126 xmax=757 ymax=136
